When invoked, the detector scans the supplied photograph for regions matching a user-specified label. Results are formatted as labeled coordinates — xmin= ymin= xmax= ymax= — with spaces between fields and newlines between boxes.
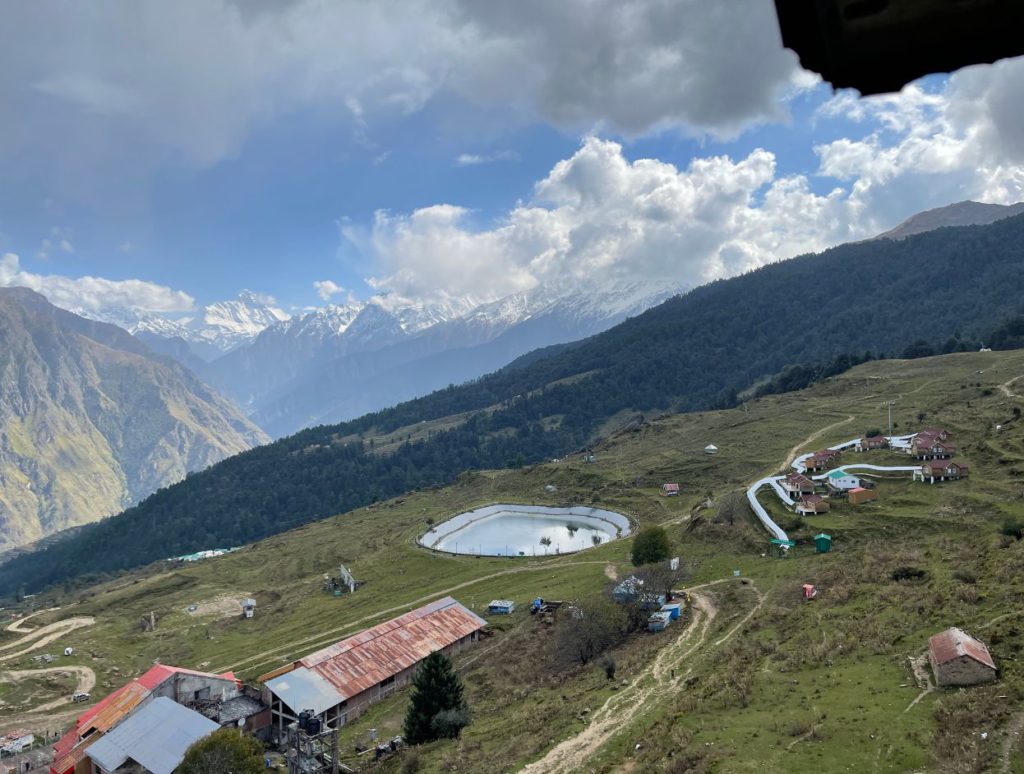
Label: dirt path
xmin=216 ymin=560 xmax=611 ymax=674
xmin=3 ymin=608 xmax=60 ymax=634
xmin=999 ymin=375 xmax=1023 ymax=399
xmin=904 ymin=653 xmax=933 ymax=713
xmin=999 ymin=709 xmax=1024 ymax=772
xmin=0 ymin=617 xmax=94 ymax=662
xmin=778 ymin=414 xmax=855 ymax=474
xmin=0 ymin=665 xmax=96 ymax=714
xmin=520 ymin=580 xmax=759 ymax=774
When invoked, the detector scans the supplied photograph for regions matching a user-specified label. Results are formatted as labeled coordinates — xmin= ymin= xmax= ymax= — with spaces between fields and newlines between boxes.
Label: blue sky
xmin=1 ymin=2 xmax=1022 ymax=316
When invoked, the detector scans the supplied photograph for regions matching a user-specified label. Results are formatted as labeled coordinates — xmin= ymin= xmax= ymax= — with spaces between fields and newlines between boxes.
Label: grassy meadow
xmin=2 ymin=349 xmax=1024 ymax=772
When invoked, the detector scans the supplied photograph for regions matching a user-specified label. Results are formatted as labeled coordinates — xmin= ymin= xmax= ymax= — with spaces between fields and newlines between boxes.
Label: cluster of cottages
xmin=788 ymin=427 xmax=969 ymax=516
xmin=47 ymin=596 xmax=485 ymax=774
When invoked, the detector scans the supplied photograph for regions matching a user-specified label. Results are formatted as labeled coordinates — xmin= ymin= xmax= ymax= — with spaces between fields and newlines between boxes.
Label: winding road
xmin=747 ymin=431 xmax=922 ymax=543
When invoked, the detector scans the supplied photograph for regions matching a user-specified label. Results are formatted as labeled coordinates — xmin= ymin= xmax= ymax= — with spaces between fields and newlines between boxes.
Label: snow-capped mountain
xmin=222 ymin=278 xmax=687 ymax=436
xmin=77 ymin=290 xmax=290 ymax=361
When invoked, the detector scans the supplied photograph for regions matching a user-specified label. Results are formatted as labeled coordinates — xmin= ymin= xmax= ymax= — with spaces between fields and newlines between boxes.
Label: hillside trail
xmin=999 ymin=709 xmax=1024 ymax=772
xmin=777 ymin=414 xmax=855 ymax=475
xmin=0 ymin=665 xmax=96 ymax=714
xmin=0 ymin=617 xmax=94 ymax=662
xmin=4 ymin=608 xmax=61 ymax=634
xmin=216 ymin=560 xmax=612 ymax=674
xmin=999 ymin=375 xmax=1023 ymax=399
xmin=520 ymin=579 xmax=762 ymax=774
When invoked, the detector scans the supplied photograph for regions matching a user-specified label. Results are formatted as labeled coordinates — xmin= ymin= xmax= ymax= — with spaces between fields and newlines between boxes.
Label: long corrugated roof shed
xmin=270 ymin=597 xmax=485 ymax=709
xmin=85 ymin=697 xmax=218 ymax=774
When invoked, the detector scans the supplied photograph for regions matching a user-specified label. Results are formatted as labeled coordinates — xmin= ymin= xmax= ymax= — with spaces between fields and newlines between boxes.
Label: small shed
xmin=795 ymin=494 xmax=830 ymax=515
xmin=802 ymin=584 xmax=817 ymax=600
xmin=826 ymin=470 xmax=862 ymax=492
xmin=704 ymin=444 xmax=718 ymax=455
xmin=660 ymin=602 xmax=682 ymax=620
xmin=488 ymin=600 xmax=515 ymax=615
xmin=648 ymin=611 xmax=672 ymax=632
xmin=242 ymin=598 xmax=256 ymax=619
xmin=848 ymin=487 xmax=877 ymax=505
xmin=928 ymin=627 xmax=997 ymax=686
xmin=814 ymin=533 xmax=832 ymax=553
xmin=661 ymin=483 xmax=680 ymax=496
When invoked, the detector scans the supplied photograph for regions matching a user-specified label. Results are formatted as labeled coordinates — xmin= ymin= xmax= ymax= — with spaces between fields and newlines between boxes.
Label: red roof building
xmin=795 ymin=494 xmax=830 ymax=515
xmin=51 ymin=665 xmax=240 ymax=774
xmin=782 ymin=473 xmax=815 ymax=496
xmin=928 ymin=627 xmax=997 ymax=686
xmin=914 ymin=460 xmax=969 ymax=483
xmin=661 ymin=483 xmax=680 ymax=496
xmin=262 ymin=596 xmax=486 ymax=744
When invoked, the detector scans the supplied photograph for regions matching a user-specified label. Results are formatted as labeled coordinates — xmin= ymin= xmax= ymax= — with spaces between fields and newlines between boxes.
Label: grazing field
xmin=3 ymin=350 xmax=1024 ymax=772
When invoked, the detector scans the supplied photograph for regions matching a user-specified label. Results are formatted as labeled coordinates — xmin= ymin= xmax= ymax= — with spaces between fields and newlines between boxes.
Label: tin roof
xmin=283 ymin=597 xmax=485 ymax=705
xmin=800 ymin=494 xmax=825 ymax=505
xmin=265 ymin=665 xmax=344 ymax=715
xmin=85 ymin=697 xmax=217 ymax=774
xmin=51 ymin=663 xmax=236 ymax=774
xmin=929 ymin=627 xmax=996 ymax=670
xmin=488 ymin=600 xmax=514 ymax=607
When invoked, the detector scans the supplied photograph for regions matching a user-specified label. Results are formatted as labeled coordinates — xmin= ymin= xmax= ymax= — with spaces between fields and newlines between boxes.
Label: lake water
xmin=419 ymin=504 xmax=631 ymax=556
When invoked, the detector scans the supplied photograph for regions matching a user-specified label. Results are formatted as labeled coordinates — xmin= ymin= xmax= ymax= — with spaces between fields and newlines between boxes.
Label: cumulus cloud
xmin=814 ymin=67 xmax=1024 ymax=227
xmin=0 ymin=0 xmax=802 ymax=181
xmin=0 ymin=253 xmax=195 ymax=313
xmin=356 ymin=137 xmax=861 ymax=301
xmin=313 ymin=279 xmax=346 ymax=300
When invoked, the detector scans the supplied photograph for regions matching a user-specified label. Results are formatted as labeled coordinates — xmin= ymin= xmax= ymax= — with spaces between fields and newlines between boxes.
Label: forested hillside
xmin=3 ymin=215 xmax=1024 ymax=595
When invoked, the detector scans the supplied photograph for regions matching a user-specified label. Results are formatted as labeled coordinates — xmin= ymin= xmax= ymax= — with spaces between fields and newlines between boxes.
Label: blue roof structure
xmin=85 ymin=696 xmax=218 ymax=774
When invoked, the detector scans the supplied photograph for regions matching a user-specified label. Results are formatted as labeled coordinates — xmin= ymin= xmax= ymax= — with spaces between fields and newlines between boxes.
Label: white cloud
xmin=0 ymin=253 xmax=194 ymax=313
xmin=0 ymin=0 xmax=803 ymax=180
xmin=454 ymin=151 xmax=519 ymax=166
xmin=356 ymin=137 xmax=861 ymax=301
xmin=814 ymin=68 xmax=1024 ymax=227
xmin=313 ymin=279 xmax=346 ymax=300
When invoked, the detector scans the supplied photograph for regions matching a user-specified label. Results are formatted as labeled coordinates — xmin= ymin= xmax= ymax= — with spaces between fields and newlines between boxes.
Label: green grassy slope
xmin=3 ymin=350 xmax=1024 ymax=771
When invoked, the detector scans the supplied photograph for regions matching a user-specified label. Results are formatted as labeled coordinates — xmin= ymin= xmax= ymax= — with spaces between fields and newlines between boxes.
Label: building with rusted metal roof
xmin=928 ymin=627 xmax=997 ymax=686
xmin=262 ymin=596 xmax=486 ymax=743
xmin=50 ymin=665 xmax=244 ymax=774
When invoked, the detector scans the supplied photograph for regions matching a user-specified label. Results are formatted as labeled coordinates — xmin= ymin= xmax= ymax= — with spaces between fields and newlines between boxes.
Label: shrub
xmin=631 ymin=526 xmax=671 ymax=566
xmin=1001 ymin=520 xmax=1024 ymax=541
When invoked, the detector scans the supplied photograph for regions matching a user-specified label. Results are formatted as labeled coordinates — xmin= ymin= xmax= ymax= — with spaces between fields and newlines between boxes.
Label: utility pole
xmin=887 ymin=400 xmax=896 ymax=437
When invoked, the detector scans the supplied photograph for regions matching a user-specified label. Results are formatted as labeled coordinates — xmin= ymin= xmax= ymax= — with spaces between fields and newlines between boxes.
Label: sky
xmin=1 ymin=0 xmax=1024 ymax=317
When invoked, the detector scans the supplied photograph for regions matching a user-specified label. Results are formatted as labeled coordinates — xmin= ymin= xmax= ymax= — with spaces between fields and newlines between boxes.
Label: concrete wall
xmin=931 ymin=654 xmax=997 ymax=686
xmin=151 ymin=674 xmax=240 ymax=705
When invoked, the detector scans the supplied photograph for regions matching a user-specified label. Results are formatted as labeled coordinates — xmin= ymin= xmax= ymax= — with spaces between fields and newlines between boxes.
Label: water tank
xmin=307 ymin=717 xmax=322 ymax=735
xmin=298 ymin=710 xmax=311 ymax=732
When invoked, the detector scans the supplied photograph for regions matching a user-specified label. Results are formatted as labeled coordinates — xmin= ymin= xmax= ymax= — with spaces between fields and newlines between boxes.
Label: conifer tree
xmin=403 ymin=651 xmax=470 ymax=745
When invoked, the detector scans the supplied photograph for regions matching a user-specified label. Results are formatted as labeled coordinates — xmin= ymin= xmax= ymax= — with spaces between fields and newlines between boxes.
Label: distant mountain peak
xmin=875 ymin=200 xmax=1024 ymax=241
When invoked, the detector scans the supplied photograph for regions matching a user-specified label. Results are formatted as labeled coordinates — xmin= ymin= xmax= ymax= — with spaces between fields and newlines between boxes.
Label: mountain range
xmin=6 ymin=208 xmax=1024 ymax=594
xmin=87 ymin=280 xmax=686 ymax=437
xmin=0 ymin=287 xmax=268 ymax=553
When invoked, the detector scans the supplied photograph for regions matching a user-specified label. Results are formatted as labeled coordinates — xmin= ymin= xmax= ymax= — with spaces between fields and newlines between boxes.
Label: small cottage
xmin=814 ymin=533 xmax=832 ymax=553
xmin=795 ymin=494 xmax=830 ymax=515
xmin=928 ymin=627 xmax=997 ymax=686
xmin=825 ymin=470 xmax=862 ymax=492
xmin=857 ymin=435 xmax=889 ymax=452
xmin=488 ymin=600 xmax=515 ymax=615
xmin=848 ymin=486 xmax=877 ymax=504
xmin=781 ymin=473 xmax=815 ymax=497
xmin=914 ymin=460 xmax=970 ymax=484
xmin=804 ymin=449 xmax=840 ymax=471
xmin=661 ymin=483 xmax=680 ymax=496
xmin=802 ymin=584 xmax=817 ymax=600
xmin=660 ymin=602 xmax=683 ymax=620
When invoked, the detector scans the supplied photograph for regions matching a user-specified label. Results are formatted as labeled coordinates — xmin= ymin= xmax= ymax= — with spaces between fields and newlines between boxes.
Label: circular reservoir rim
xmin=418 ymin=502 xmax=633 ymax=557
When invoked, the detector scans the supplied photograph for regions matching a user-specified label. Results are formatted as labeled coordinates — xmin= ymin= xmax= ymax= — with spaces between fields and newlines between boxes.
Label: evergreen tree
xmin=631 ymin=526 xmax=671 ymax=566
xmin=179 ymin=728 xmax=265 ymax=774
xmin=403 ymin=651 xmax=470 ymax=745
